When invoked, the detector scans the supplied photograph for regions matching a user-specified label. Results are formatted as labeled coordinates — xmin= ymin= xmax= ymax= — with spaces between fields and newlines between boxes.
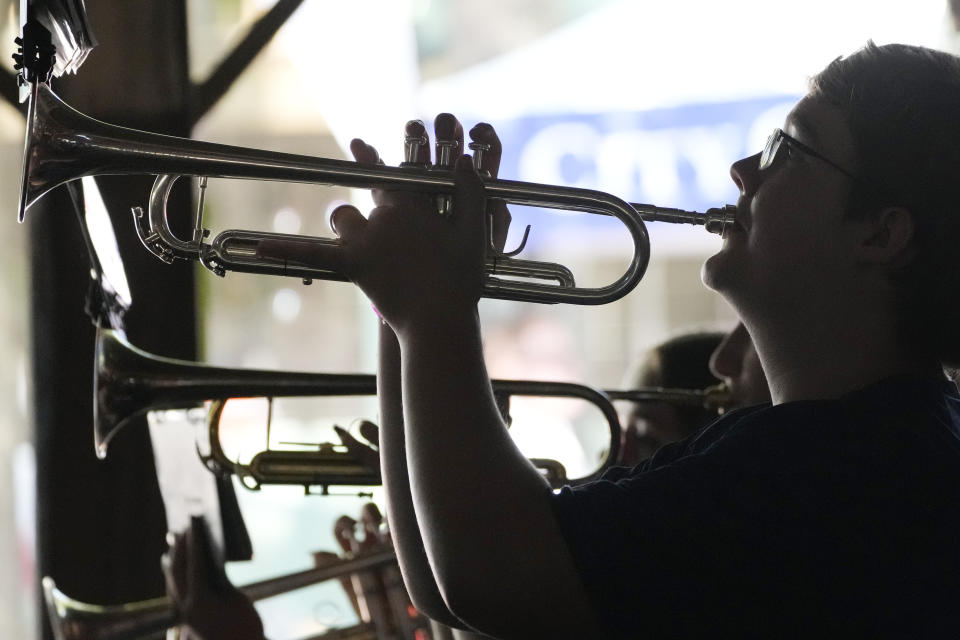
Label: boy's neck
xmin=748 ymin=311 xmax=936 ymax=405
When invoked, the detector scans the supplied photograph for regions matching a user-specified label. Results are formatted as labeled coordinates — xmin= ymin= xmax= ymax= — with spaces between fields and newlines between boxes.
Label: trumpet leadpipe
xmin=630 ymin=202 xmax=737 ymax=235
xmin=605 ymin=382 xmax=730 ymax=412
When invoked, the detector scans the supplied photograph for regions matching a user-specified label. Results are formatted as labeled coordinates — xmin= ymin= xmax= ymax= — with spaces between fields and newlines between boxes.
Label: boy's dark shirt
xmin=551 ymin=376 xmax=960 ymax=637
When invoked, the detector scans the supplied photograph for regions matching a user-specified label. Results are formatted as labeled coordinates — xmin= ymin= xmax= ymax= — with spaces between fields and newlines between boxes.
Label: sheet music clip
xmin=14 ymin=1 xmax=99 ymax=101
xmin=13 ymin=19 xmax=56 ymax=96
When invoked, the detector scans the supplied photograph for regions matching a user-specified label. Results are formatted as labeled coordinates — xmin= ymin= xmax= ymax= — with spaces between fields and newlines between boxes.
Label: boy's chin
xmin=700 ymin=250 xmax=735 ymax=294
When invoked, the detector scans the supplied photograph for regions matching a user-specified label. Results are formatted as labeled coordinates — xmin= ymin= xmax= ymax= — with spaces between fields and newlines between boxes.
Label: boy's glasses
xmin=759 ymin=128 xmax=861 ymax=183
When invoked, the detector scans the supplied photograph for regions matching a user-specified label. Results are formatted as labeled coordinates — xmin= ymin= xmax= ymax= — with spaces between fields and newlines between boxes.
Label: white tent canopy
xmin=259 ymin=0 xmax=954 ymax=255
xmin=412 ymin=0 xmax=953 ymax=255
xmin=418 ymin=0 xmax=951 ymax=119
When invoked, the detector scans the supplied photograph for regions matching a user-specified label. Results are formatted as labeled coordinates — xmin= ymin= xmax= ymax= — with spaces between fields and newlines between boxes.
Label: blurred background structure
xmin=1 ymin=1 xmax=959 ymax=637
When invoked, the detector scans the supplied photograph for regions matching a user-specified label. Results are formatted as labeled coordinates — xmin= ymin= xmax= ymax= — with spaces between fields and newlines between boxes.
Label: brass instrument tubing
xmin=42 ymin=549 xmax=397 ymax=640
xmin=22 ymin=84 xmax=734 ymax=305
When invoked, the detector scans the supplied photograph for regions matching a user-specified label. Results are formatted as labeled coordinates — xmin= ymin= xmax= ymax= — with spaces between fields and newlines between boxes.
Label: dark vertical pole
xmin=30 ymin=3 xmax=195 ymax=638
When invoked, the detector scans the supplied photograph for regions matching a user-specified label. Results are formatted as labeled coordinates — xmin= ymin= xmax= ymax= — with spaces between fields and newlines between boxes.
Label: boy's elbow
xmin=436 ymin=566 xmax=510 ymax=635
xmin=435 ymin=556 xmax=601 ymax=638
xmin=405 ymin=577 xmax=471 ymax=630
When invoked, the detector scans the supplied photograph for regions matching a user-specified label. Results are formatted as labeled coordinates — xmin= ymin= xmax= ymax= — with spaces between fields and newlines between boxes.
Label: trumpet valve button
xmin=435 ymin=140 xmax=457 ymax=168
xmin=469 ymin=141 xmax=492 ymax=178
xmin=402 ymin=120 xmax=429 ymax=166
xmin=434 ymin=139 xmax=459 ymax=216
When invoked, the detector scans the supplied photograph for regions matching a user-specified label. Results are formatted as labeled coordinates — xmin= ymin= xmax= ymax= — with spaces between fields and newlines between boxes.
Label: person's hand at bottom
xmin=162 ymin=518 xmax=265 ymax=640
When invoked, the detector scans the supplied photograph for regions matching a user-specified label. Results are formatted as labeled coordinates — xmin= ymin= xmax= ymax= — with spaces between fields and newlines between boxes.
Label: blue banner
xmin=490 ymin=95 xmax=799 ymax=219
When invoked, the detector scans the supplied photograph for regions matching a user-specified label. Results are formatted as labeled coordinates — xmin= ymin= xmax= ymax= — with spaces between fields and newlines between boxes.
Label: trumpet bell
xmin=18 ymin=84 xmax=36 ymax=223
xmin=93 ymin=327 xmax=374 ymax=459
xmin=19 ymin=83 xmax=157 ymax=222
xmin=43 ymin=576 xmax=171 ymax=640
xmin=18 ymin=81 xmax=53 ymax=222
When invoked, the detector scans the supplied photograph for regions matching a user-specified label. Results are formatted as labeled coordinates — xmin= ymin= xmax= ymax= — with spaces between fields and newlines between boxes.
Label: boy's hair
xmin=810 ymin=42 xmax=960 ymax=365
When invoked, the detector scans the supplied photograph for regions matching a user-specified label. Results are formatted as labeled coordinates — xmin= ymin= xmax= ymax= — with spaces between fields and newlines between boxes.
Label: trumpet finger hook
xmin=491 ymin=223 xmax=531 ymax=258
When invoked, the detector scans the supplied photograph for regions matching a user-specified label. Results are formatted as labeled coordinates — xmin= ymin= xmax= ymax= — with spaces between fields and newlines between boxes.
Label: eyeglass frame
xmin=758 ymin=128 xmax=901 ymax=205
xmin=759 ymin=128 xmax=863 ymax=181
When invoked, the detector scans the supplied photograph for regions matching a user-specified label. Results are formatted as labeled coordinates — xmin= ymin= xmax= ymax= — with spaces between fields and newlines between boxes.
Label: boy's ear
xmin=854 ymin=206 xmax=915 ymax=266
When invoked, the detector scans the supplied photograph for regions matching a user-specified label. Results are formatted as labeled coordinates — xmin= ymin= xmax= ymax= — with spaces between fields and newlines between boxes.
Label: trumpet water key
xmin=19 ymin=82 xmax=736 ymax=305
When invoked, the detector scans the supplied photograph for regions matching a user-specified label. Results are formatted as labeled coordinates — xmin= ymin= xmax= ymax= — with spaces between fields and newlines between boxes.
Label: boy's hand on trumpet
xmin=338 ymin=152 xmax=485 ymax=332
xmin=338 ymin=113 xmax=509 ymax=333
xmin=351 ymin=113 xmax=509 ymax=248
xmin=258 ymin=115 xmax=510 ymax=333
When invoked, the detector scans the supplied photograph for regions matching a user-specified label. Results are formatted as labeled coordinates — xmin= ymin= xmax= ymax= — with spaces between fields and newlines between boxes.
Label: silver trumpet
xmin=95 ymin=327 xmax=730 ymax=488
xmin=19 ymin=82 xmax=736 ymax=305
xmin=42 ymin=548 xmax=396 ymax=640
xmin=94 ymin=327 xmax=623 ymax=487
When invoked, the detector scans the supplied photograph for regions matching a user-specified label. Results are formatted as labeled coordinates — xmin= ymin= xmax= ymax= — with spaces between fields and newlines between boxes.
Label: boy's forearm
xmin=396 ymin=312 xmax=596 ymax=635
xmin=377 ymin=323 xmax=468 ymax=629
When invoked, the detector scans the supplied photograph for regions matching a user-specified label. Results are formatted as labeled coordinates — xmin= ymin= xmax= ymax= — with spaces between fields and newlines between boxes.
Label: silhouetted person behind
xmin=709 ymin=321 xmax=771 ymax=410
xmin=618 ymin=331 xmax=724 ymax=465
